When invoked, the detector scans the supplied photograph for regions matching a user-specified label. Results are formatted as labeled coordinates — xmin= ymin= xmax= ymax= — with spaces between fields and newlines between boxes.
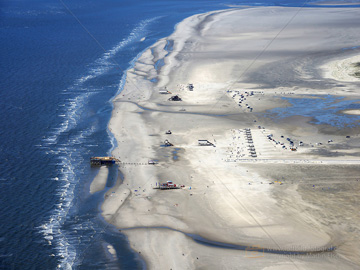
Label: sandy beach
xmin=102 ymin=6 xmax=360 ymax=269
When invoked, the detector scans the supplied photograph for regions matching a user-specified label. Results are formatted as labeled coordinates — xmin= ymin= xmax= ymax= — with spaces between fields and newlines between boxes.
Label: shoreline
xmin=104 ymin=6 xmax=360 ymax=269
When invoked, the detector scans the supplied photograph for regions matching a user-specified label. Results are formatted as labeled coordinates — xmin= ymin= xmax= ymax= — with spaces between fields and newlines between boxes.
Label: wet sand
xmin=103 ymin=7 xmax=360 ymax=269
xmin=90 ymin=166 xmax=109 ymax=194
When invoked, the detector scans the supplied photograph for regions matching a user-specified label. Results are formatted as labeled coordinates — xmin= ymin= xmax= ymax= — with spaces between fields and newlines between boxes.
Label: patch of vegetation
xmin=353 ymin=72 xmax=360 ymax=78
xmin=351 ymin=62 xmax=360 ymax=78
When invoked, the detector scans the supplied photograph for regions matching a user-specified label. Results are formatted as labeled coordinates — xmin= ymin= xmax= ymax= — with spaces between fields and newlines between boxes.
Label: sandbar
xmin=90 ymin=166 xmax=109 ymax=194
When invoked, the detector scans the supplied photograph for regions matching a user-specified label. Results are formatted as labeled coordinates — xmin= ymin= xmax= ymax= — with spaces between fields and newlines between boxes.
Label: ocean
xmin=1 ymin=0 xmax=359 ymax=269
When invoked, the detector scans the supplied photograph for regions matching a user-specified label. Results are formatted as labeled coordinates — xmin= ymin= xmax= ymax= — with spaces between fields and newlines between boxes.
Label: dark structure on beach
xmin=90 ymin=156 xmax=120 ymax=166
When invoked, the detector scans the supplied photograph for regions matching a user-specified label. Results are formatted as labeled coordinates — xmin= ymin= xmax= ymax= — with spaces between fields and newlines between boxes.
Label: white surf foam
xmin=76 ymin=16 xmax=162 ymax=85
xmin=38 ymin=16 xmax=162 ymax=269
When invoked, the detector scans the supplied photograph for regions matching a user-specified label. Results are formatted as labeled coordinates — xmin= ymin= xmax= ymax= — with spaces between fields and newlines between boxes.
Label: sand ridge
xmin=322 ymin=55 xmax=360 ymax=82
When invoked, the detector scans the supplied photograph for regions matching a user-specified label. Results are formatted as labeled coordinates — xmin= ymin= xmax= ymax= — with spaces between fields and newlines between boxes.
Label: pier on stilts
xmin=90 ymin=156 xmax=120 ymax=166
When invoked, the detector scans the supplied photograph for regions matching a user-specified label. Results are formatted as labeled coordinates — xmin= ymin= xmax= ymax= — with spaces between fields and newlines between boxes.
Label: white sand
xmin=322 ymin=55 xmax=360 ymax=82
xmin=103 ymin=6 xmax=360 ymax=269
xmin=107 ymin=244 xmax=116 ymax=256
xmin=342 ymin=109 xmax=360 ymax=115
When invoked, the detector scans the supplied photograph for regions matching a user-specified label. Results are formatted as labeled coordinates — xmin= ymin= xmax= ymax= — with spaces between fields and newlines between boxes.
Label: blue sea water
xmin=1 ymin=0 xmax=359 ymax=269
xmin=267 ymin=95 xmax=360 ymax=128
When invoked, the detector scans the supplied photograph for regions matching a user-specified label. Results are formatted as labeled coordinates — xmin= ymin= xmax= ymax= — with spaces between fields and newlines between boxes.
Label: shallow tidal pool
xmin=266 ymin=95 xmax=360 ymax=128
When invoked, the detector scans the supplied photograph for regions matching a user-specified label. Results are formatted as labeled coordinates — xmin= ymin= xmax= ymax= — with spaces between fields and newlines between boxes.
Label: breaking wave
xmin=37 ymin=16 xmax=160 ymax=269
